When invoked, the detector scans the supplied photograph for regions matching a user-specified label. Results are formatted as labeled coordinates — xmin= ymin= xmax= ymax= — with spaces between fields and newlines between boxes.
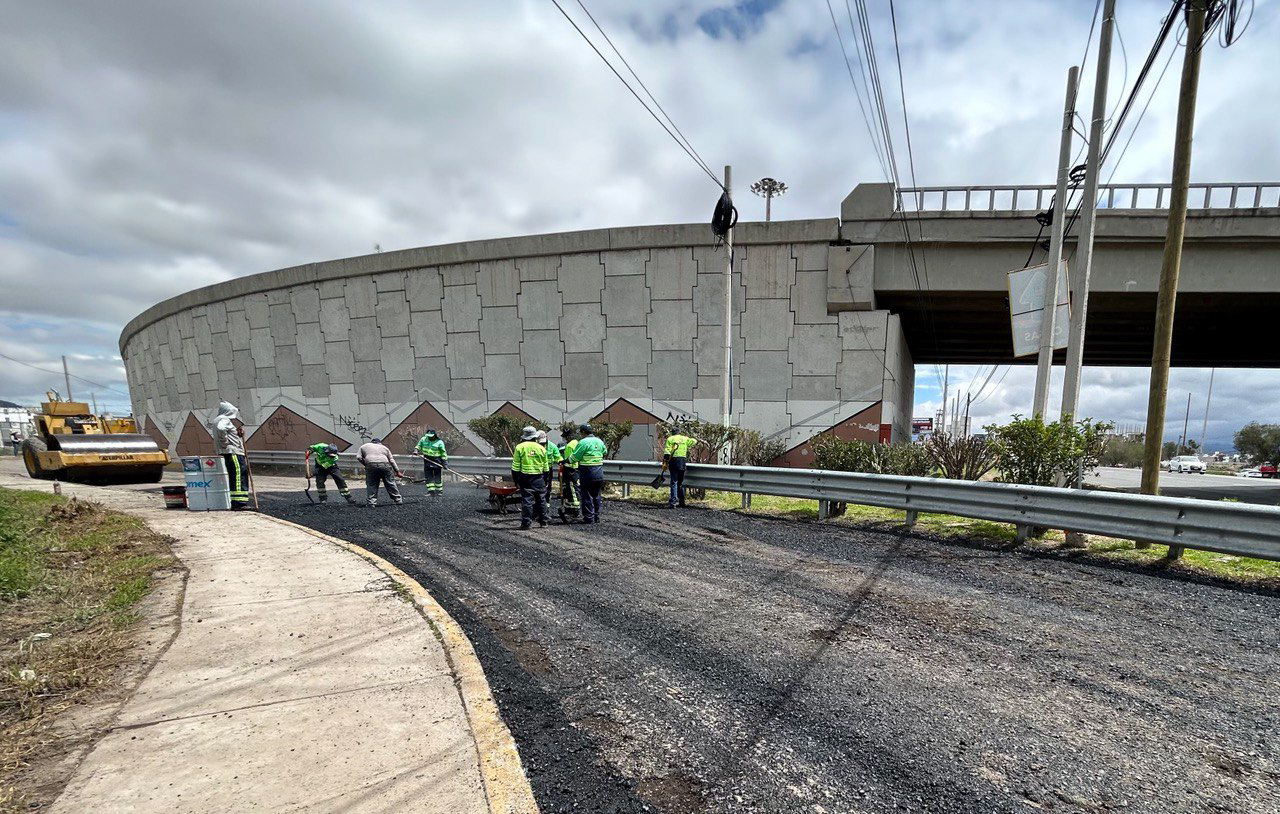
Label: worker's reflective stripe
xmin=228 ymin=455 xmax=249 ymax=504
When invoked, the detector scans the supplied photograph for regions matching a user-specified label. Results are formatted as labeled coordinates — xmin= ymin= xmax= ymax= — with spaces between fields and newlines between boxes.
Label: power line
xmin=546 ymin=0 xmax=723 ymax=188
xmin=0 ymin=352 xmax=131 ymax=397
xmin=570 ymin=0 xmax=716 ymax=182
xmin=823 ymin=0 xmax=891 ymax=180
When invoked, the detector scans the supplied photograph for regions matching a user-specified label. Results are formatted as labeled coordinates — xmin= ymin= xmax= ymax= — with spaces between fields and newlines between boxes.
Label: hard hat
xmin=325 ymin=444 xmax=338 ymax=454
xmin=521 ymin=426 xmax=538 ymax=440
xmin=578 ymin=423 xmax=593 ymax=435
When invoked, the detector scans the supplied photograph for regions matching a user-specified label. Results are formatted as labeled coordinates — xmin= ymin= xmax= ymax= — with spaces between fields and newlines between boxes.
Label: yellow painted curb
xmin=262 ymin=515 xmax=540 ymax=814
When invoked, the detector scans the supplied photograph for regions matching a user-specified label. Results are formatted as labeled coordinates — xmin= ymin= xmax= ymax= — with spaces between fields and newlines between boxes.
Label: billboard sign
xmin=1007 ymin=261 xmax=1069 ymax=358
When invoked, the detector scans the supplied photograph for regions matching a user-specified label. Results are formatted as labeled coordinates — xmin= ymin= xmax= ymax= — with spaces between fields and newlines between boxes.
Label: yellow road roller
xmin=22 ymin=396 xmax=169 ymax=484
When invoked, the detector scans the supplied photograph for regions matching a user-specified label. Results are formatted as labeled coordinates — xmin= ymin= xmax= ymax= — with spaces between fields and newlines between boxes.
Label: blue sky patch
xmin=696 ymin=0 xmax=783 ymax=40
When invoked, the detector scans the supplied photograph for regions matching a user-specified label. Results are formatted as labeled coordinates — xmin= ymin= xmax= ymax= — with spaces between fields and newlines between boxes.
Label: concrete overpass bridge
xmin=834 ymin=181 xmax=1280 ymax=366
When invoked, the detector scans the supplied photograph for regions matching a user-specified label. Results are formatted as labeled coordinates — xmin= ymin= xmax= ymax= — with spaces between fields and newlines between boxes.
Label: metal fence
xmin=246 ymin=451 xmax=1280 ymax=562
xmin=896 ymin=182 xmax=1280 ymax=213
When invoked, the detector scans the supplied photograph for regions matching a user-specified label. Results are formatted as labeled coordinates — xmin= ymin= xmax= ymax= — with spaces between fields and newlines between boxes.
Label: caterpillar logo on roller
xmin=22 ymin=393 xmax=169 ymax=484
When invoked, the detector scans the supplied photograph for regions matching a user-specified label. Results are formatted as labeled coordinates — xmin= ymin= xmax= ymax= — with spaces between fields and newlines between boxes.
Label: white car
xmin=1239 ymin=468 xmax=1263 ymax=478
xmin=1167 ymin=455 xmax=1205 ymax=474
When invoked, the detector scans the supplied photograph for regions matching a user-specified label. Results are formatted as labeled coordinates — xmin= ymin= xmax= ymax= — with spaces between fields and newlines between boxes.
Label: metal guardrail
xmin=897 ymin=183 xmax=1280 ymax=213
xmin=246 ymin=451 xmax=1280 ymax=561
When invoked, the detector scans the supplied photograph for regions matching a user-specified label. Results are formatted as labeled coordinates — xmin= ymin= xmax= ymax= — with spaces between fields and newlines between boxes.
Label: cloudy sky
xmin=1 ymin=0 xmax=1276 ymax=450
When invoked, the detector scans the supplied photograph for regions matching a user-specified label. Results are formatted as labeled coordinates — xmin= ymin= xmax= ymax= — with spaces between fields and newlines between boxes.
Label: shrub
xmin=985 ymin=415 xmax=1112 ymax=487
xmin=656 ymin=418 xmax=740 ymax=465
xmin=467 ymin=415 xmax=549 ymax=456
xmin=593 ymin=421 xmax=634 ymax=459
xmin=391 ymin=424 xmax=468 ymax=456
xmin=1099 ymin=435 xmax=1144 ymax=468
xmin=810 ymin=436 xmax=933 ymax=476
xmin=924 ymin=433 xmax=998 ymax=480
xmin=732 ymin=429 xmax=787 ymax=467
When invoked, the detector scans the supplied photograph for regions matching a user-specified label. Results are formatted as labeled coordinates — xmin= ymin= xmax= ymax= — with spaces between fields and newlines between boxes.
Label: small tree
xmin=467 ymin=415 xmax=549 ymax=456
xmin=1234 ymin=422 xmax=1280 ymax=464
xmin=924 ymin=433 xmax=997 ymax=480
xmin=593 ymin=420 xmax=633 ymax=459
xmin=1100 ymin=435 xmax=1144 ymax=468
xmin=986 ymin=415 xmax=1112 ymax=487
xmin=732 ymin=429 xmax=787 ymax=467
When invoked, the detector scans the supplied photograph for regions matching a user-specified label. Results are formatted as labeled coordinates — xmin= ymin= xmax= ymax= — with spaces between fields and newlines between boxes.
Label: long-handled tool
xmin=650 ymin=461 xmax=668 ymax=488
xmin=244 ymin=450 xmax=260 ymax=510
xmin=443 ymin=463 xmax=490 ymax=488
xmin=303 ymin=454 xmax=315 ymax=503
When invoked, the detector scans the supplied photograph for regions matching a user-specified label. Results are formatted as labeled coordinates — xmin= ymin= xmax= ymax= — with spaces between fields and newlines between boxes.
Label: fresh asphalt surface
xmin=256 ymin=479 xmax=1279 ymax=814
xmin=1087 ymin=466 xmax=1280 ymax=505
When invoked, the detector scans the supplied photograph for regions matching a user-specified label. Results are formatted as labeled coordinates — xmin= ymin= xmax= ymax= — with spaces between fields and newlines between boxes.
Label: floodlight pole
xmin=721 ymin=165 xmax=734 ymax=464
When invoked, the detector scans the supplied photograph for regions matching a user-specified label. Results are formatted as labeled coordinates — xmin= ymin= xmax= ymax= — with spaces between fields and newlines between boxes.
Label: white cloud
xmin=1 ymin=0 xmax=1278 ymax=445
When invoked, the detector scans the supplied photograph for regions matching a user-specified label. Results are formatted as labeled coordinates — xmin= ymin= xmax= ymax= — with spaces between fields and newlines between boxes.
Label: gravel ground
xmin=259 ymin=483 xmax=1280 ymax=814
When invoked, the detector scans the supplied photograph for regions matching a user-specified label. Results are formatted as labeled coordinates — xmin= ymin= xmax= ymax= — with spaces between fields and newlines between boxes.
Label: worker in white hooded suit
xmin=212 ymin=401 xmax=251 ymax=510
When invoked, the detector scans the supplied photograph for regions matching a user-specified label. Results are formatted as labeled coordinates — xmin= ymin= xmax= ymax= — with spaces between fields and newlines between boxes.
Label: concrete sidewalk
xmin=0 ymin=462 xmax=535 ymax=813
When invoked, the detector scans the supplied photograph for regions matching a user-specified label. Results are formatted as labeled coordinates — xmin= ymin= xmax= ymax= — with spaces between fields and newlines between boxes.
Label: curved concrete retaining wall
xmin=120 ymin=219 xmax=914 ymax=463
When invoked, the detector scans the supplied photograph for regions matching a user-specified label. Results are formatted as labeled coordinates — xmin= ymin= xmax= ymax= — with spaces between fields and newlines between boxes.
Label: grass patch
xmin=0 ymin=488 xmax=176 ymax=812
xmin=619 ymin=486 xmax=1280 ymax=587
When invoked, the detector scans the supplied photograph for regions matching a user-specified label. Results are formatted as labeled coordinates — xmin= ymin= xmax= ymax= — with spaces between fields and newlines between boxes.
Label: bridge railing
xmin=246 ymin=451 xmax=1280 ymax=562
xmin=897 ymin=182 xmax=1280 ymax=213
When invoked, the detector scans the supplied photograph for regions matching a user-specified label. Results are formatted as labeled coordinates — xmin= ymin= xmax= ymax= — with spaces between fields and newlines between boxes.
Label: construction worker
xmin=559 ymin=426 xmax=581 ymax=519
xmin=357 ymin=436 xmax=403 ymax=507
xmin=569 ymin=423 xmax=606 ymax=524
xmin=538 ymin=430 xmax=560 ymax=504
xmin=415 ymin=429 xmax=448 ymax=497
xmin=212 ymin=401 xmax=251 ymax=510
xmin=305 ymin=442 xmax=354 ymax=504
xmin=662 ymin=431 xmax=703 ymax=508
xmin=511 ymin=426 xmax=548 ymax=529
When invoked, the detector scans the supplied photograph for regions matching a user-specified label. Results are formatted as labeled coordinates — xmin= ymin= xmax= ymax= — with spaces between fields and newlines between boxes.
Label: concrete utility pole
xmin=941 ymin=365 xmax=949 ymax=435
xmin=721 ymin=165 xmax=735 ymax=463
xmin=1140 ymin=0 xmax=1208 ymax=558
xmin=750 ymin=177 xmax=788 ymax=223
xmin=1179 ymin=392 xmax=1192 ymax=453
xmin=1033 ymin=66 xmax=1080 ymax=418
xmin=61 ymin=355 xmax=73 ymax=401
xmin=1060 ymin=0 xmax=1116 ymax=420
xmin=1200 ymin=367 xmax=1216 ymax=452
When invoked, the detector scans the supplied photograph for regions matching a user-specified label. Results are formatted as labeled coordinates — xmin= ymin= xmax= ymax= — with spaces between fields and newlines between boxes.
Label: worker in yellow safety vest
xmin=662 ymin=432 xmax=703 ymax=508
xmin=511 ymin=426 xmax=549 ymax=529
xmin=537 ymin=430 xmax=560 ymax=504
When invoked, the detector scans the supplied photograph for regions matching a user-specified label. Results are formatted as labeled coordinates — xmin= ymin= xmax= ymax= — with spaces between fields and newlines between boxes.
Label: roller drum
xmin=47 ymin=434 xmax=164 ymax=455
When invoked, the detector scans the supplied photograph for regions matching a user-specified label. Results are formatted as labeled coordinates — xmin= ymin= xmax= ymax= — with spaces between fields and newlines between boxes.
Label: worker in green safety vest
xmin=537 ymin=430 xmax=560 ymax=504
xmin=415 ymin=429 xmax=448 ymax=497
xmin=568 ymin=423 xmax=607 ymax=524
xmin=662 ymin=432 xmax=703 ymax=508
xmin=306 ymin=442 xmax=354 ymax=504
xmin=511 ymin=426 xmax=549 ymax=529
xmin=559 ymin=425 xmax=581 ymax=519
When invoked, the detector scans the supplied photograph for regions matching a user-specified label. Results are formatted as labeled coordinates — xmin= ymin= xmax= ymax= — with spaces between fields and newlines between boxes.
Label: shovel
xmin=650 ymin=461 xmax=668 ymax=488
xmin=303 ymin=456 xmax=315 ymax=503
xmin=443 ymin=463 xmax=490 ymax=488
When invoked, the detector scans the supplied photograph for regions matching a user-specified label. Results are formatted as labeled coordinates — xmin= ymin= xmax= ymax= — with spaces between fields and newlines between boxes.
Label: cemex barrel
xmin=182 ymin=456 xmax=231 ymax=511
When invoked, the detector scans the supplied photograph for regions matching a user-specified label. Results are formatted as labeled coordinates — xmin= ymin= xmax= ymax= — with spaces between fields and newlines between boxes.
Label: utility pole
xmin=1033 ymin=66 xmax=1080 ymax=418
xmin=1060 ymin=0 xmax=1116 ymax=420
xmin=721 ymin=165 xmax=735 ymax=463
xmin=1179 ymin=392 xmax=1192 ymax=453
xmin=963 ymin=393 xmax=973 ymax=438
xmin=1200 ymin=367 xmax=1215 ymax=452
xmin=750 ymin=177 xmax=789 ymax=223
xmin=61 ymin=355 xmax=73 ymax=401
xmin=91 ymin=393 xmax=98 ymax=415
xmin=1140 ymin=0 xmax=1208 ymax=558
xmin=941 ymin=365 xmax=949 ymax=435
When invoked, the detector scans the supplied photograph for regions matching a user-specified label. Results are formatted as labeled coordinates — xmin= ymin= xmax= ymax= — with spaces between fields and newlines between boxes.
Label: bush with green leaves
xmin=467 ymin=414 xmax=549 ymax=456
xmin=390 ymin=424 xmax=469 ymax=456
xmin=656 ymin=417 xmax=739 ymax=465
xmin=558 ymin=419 xmax=634 ymax=459
xmin=984 ymin=415 xmax=1112 ymax=487
xmin=1099 ymin=435 xmax=1145 ymax=468
xmin=810 ymin=436 xmax=933 ymax=476
xmin=731 ymin=429 xmax=787 ymax=467
xmin=1234 ymin=422 xmax=1280 ymax=465
xmin=924 ymin=433 xmax=998 ymax=480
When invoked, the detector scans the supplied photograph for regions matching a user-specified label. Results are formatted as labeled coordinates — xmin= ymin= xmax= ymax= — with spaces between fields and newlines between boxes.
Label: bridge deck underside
xmin=878 ymin=291 xmax=1280 ymax=367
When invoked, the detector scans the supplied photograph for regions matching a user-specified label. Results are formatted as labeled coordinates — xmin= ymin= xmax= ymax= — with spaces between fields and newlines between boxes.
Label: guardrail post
xmin=904 ymin=510 xmax=918 ymax=529
xmin=741 ymin=492 xmax=752 ymax=509
xmin=818 ymin=499 xmax=830 ymax=520
xmin=1015 ymin=524 xmax=1030 ymax=544
xmin=622 ymin=483 xmax=630 ymax=499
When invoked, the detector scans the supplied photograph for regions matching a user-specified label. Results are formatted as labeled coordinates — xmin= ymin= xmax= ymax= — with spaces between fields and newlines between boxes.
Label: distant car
xmin=1261 ymin=463 xmax=1278 ymax=479
xmin=1239 ymin=468 xmax=1263 ymax=478
xmin=1167 ymin=455 xmax=1205 ymax=474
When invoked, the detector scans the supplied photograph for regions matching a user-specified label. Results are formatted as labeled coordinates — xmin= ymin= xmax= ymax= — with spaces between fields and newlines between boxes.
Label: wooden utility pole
xmin=1140 ymin=0 xmax=1208 ymax=558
